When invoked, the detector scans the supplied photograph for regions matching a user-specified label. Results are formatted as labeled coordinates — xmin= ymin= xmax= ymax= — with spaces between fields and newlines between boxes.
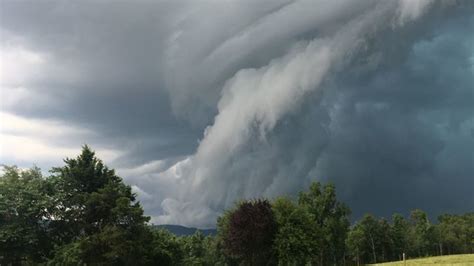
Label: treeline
xmin=347 ymin=210 xmax=474 ymax=265
xmin=1 ymin=146 xmax=473 ymax=265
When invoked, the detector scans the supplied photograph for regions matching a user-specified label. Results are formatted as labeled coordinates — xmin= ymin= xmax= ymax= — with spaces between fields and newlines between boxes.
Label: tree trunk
xmin=370 ymin=235 xmax=377 ymax=263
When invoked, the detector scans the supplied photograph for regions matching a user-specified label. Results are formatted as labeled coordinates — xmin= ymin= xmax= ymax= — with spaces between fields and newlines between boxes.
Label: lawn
xmin=371 ymin=254 xmax=474 ymax=265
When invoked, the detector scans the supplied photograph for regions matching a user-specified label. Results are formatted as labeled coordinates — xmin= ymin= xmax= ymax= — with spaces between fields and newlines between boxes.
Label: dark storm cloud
xmin=1 ymin=0 xmax=473 ymax=227
xmin=1 ymin=0 xmax=199 ymax=166
xmin=311 ymin=10 xmax=474 ymax=220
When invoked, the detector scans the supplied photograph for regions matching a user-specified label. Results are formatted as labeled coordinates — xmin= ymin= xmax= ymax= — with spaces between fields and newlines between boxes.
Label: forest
xmin=1 ymin=146 xmax=473 ymax=265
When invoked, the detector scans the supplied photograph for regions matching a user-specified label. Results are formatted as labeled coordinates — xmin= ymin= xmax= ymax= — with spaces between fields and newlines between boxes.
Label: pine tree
xmin=48 ymin=145 xmax=152 ymax=265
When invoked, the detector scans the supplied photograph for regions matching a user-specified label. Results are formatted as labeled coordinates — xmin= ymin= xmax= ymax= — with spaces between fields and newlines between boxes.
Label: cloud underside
xmin=1 ymin=0 xmax=473 ymax=227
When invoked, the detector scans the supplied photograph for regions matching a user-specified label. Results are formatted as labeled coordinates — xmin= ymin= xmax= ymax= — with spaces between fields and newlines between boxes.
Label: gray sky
xmin=1 ymin=0 xmax=473 ymax=228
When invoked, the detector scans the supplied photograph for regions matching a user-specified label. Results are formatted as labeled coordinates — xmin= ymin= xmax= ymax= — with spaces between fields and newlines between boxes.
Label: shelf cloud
xmin=1 ymin=0 xmax=473 ymax=228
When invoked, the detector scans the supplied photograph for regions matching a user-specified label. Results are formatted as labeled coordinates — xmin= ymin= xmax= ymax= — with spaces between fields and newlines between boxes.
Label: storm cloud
xmin=1 ymin=0 xmax=473 ymax=228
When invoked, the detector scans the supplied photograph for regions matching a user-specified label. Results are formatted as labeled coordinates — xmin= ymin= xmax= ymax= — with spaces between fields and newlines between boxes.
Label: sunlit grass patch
xmin=371 ymin=254 xmax=474 ymax=265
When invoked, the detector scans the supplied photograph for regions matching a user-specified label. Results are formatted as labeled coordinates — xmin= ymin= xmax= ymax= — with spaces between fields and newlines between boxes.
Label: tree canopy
xmin=1 ymin=146 xmax=473 ymax=265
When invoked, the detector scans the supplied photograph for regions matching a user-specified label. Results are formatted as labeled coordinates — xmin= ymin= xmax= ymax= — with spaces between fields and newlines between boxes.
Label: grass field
xmin=371 ymin=254 xmax=474 ymax=265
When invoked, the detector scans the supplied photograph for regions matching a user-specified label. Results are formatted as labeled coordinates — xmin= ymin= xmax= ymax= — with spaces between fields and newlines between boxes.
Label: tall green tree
xmin=346 ymin=224 xmax=365 ymax=266
xmin=298 ymin=182 xmax=351 ymax=265
xmin=378 ymin=218 xmax=395 ymax=262
xmin=272 ymin=197 xmax=322 ymax=265
xmin=148 ymin=228 xmax=184 ymax=265
xmin=436 ymin=213 xmax=474 ymax=255
xmin=48 ymin=145 xmax=153 ymax=265
xmin=357 ymin=214 xmax=381 ymax=264
xmin=182 ymin=231 xmax=206 ymax=265
xmin=180 ymin=230 xmax=222 ymax=265
xmin=0 ymin=165 xmax=54 ymax=264
xmin=391 ymin=213 xmax=413 ymax=260
xmin=410 ymin=209 xmax=432 ymax=257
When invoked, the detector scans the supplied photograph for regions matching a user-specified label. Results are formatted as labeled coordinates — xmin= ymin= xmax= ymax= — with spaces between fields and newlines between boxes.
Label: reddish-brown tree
xmin=221 ymin=199 xmax=277 ymax=265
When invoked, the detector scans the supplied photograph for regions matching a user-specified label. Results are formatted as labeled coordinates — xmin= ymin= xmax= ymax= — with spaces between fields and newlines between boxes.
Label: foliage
xmin=409 ymin=209 xmax=433 ymax=257
xmin=272 ymin=197 xmax=321 ymax=265
xmin=298 ymin=182 xmax=351 ymax=265
xmin=346 ymin=211 xmax=474 ymax=265
xmin=180 ymin=230 xmax=224 ymax=265
xmin=391 ymin=213 xmax=412 ymax=259
xmin=218 ymin=199 xmax=277 ymax=265
xmin=1 ymin=148 xmax=473 ymax=265
xmin=436 ymin=213 xmax=474 ymax=255
xmin=46 ymin=146 xmax=152 ymax=264
xmin=149 ymin=228 xmax=184 ymax=265
xmin=48 ymin=146 xmax=149 ymax=240
xmin=0 ymin=165 xmax=54 ymax=264
xmin=346 ymin=222 xmax=365 ymax=266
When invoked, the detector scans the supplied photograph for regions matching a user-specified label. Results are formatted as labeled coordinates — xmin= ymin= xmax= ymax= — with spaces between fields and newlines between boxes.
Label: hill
xmin=153 ymin=224 xmax=217 ymax=236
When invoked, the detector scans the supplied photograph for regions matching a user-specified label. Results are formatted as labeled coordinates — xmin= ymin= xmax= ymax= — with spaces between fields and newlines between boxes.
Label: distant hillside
xmin=153 ymin=224 xmax=217 ymax=236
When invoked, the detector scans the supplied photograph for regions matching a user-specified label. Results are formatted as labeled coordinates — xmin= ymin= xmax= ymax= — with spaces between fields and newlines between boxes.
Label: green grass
xmin=370 ymin=254 xmax=474 ymax=265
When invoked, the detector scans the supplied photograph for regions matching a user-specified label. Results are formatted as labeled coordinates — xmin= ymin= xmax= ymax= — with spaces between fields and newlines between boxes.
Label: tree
xmin=182 ymin=231 xmax=206 ymax=265
xmin=378 ymin=218 xmax=395 ymax=262
xmin=410 ymin=209 xmax=432 ymax=257
xmin=50 ymin=224 xmax=153 ymax=265
xmin=48 ymin=145 xmax=153 ymax=264
xmin=436 ymin=213 xmax=474 ymax=255
xmin=0 ymin=165 xmax=54 ymax=264
xmin=148 ymin=228 xmax=184 ymax=265
xmin=358 ymin=214 xmax=380 ymax=264
xmin=179 ymin=230 xmax=222 ymax=265
xmin=346 ymin=224 xmax=365 ymax=266
xmin=272 ymin=197 xmax=322 ymax=265
xmin=218 ymin=199 xmax=277 ymax=265
xmin=391 ymin=213 xmax=412 ymax=260
xmin=298 ymin=182 xmax=351 ymax=265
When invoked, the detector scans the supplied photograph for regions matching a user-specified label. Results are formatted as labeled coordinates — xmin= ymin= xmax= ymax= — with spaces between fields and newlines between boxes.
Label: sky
xmin=1 ymin=0 xmax=473 ymax=228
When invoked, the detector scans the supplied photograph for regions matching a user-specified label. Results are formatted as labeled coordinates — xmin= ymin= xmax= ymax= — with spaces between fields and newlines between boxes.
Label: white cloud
xmin=150 ymin=0 xmax=440 ymax=227
xmin=396 ymin=0 xmax=434 ymax=25
xmin=0 ymin=111 xmax=121 ymax=167
xmin=0 ymin=46 xmax=46 ymax=86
